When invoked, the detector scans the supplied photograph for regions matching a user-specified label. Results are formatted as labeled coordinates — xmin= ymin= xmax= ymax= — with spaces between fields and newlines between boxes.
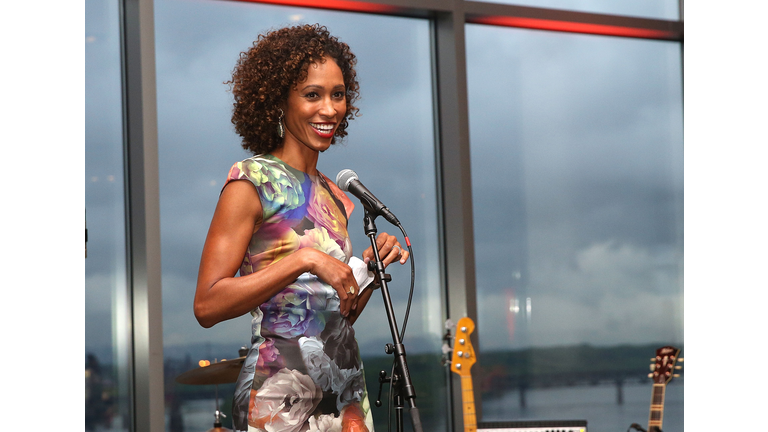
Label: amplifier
xmin=477 ymin=420 xmax=587 ymax=432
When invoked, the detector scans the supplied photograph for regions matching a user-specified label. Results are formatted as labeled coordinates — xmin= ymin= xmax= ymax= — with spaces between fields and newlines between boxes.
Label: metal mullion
xmin=432 ymin=3 xmax=481 ymax=430
xmin=120 ymin=0 xmax=164 ymax=430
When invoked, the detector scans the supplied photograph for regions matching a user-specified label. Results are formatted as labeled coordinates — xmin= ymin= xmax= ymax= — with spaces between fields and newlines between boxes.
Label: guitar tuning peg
xmin=675 ymin=365 xmax=682 ymax=369
xmin=673 ymin=374 xmax=680 ymax=378
xmin=649 ymin=364 xmax=656 ymax=371
xmin=679 ymin=357 xmax=684 ymax=362
xmin=441 ymin=342 xmax=452 ymax=355
xmin=650 ymin=358 xmax=656 ymax=362
xmin=647 ymin=373 xmax=653 ymax=378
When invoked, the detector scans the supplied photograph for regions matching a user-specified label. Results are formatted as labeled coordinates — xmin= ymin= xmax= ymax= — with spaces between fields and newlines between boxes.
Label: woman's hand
xmin=303 ymin=248 xmax=360 ymax=318
xmin=362 ymin=232 xmax=409 ymax=268
xmin=346 ymin=233 xmax=409 ymax=323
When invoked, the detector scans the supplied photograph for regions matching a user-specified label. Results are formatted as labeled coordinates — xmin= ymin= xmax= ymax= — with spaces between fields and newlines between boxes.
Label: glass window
xmin=85 ymin=0 xmax=133 ymax=430
xmin=477 ymin=0 xmax=680 ymax=21
xmin=466 ymin=24 xmax=683 ymax=431
xmin=154 ymin=1 xmax=444 ymax=430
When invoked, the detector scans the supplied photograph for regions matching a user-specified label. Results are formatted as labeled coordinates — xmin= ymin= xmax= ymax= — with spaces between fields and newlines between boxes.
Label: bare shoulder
xmin=216 ymin=179 xmax=264 ymax=230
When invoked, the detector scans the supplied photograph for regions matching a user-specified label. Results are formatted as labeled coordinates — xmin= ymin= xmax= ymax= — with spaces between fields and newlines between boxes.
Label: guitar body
xmin=450 ymin=317 xmax=477 ymax=432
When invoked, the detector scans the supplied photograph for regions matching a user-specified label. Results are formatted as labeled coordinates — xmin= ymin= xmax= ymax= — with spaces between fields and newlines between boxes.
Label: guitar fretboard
xmin=648 ymin=384 xmax=666 ymax=430
xmin=461 ymin=375 xmax=477 ymax=432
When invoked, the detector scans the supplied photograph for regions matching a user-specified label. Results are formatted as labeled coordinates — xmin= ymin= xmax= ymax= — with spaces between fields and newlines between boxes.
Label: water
xmin=164 ymin=382 xmax=682 ymax=432
xmin=481 ymin=381 xmax=683 ymax=432
xmin=173 ymin=399 xmax=224 ymax=432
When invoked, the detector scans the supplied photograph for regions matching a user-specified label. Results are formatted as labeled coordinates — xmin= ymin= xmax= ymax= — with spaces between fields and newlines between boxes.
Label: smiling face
xmin=281 ymin=56 xmax=347 ymax=158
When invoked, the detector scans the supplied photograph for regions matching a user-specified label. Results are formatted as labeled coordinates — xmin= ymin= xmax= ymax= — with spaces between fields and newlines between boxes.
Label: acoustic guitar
xmin=647 ymin=345 xmax=682 ymax=432
xmin=450 ymin=317 xmax=477 ymax=432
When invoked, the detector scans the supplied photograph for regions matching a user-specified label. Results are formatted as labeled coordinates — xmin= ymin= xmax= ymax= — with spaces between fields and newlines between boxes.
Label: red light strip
xmin=229 ymin=0 xmax=400 ymax=14
xmin=223 ymin=0 xmax=681 ymax=41
xmin=468 ymin=15 xmax=678 ymax=40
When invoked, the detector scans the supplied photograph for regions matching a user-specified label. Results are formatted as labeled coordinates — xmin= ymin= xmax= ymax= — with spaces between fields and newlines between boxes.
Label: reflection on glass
xmin=154 ymin=1 xmax=444 ymax=430
xmin=478 ymin=0 xmax=680 ymax=20
xmin=466 ymin=24 xmax=683 ymax=431
xmin=85 ymin=0 xmax=132 ymax=430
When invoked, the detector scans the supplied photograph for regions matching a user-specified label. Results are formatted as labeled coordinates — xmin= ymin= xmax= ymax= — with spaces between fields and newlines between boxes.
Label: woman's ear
xmin=277 ymin=99 xmax=289 ymax=117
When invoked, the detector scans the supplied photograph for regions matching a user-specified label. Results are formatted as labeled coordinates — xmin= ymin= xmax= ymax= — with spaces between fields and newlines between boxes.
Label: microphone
xmin=336 ymin=169 xmax=400 ymax=225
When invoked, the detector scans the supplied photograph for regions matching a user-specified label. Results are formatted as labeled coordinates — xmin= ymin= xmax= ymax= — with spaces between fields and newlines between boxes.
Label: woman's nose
xmin=319 ymin=97 xmax=338 ymax=117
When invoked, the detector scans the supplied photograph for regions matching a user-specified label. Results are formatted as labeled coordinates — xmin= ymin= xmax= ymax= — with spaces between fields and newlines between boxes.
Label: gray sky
xmin=465 ymin=25 xmax=683 ymax=349
xmin=85 ymin=0 xmax=684 ymax=364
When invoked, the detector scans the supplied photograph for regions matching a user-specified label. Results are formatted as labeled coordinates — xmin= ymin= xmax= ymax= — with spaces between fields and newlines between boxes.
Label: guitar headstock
xmin=450 ymin=317 xmax=476 ymax=376
xmin=649 ymin=345 xmax=682 ymax=385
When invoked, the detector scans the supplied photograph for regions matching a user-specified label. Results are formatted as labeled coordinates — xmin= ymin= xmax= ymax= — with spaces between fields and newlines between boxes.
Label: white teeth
xmin=311 ymin=123 xmax=334 ymax=133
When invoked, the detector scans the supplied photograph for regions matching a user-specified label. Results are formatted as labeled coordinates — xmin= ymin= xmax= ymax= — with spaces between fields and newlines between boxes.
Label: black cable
xmin=397 ymin=224 xmax=415 ymax=341
xmin=386 ymin=223 xmax=415 ymax=432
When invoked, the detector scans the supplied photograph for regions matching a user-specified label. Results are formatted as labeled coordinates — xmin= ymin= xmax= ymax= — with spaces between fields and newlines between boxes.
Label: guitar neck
xmin=648 ymin=384 xmax=666 ymax=431
xmin=461 ymin=375 xmax=477 ymax=432
xmin=450 ymin=317 xmax=478 ymax=432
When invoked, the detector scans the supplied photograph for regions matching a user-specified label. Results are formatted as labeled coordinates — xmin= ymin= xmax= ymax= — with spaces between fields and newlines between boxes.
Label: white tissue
xmin=348 ymin=256 xmax=375 ymax=293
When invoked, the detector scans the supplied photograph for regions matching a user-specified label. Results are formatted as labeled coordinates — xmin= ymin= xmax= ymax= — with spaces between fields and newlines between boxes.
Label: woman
xmin=193 ymin=24 xmax=408 ymax=432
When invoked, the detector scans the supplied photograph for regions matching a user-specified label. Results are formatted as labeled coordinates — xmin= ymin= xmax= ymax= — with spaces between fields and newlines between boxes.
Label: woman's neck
xmin=270 ymin=141 xmax=319 ymax=175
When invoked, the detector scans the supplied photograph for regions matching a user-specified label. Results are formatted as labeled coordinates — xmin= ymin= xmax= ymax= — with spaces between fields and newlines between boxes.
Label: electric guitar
xmin=647 ymin=346 xmax=683 ymax=432
xmin=450 ymin=317 xmax=477 ymax=432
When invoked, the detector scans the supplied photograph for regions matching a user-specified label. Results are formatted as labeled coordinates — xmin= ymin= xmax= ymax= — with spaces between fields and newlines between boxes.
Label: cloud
xmin=467 ymin=24 xmax=683 ymax=352
xmin=86 ymin=0 xmax=683 ymax=361
xmin=477 ymin=240 xmax=683 ymax=350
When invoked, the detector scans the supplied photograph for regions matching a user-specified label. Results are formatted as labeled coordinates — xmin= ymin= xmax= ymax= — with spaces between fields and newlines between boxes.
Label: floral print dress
xmin=226 ymin=154 xmax=374 ymax=432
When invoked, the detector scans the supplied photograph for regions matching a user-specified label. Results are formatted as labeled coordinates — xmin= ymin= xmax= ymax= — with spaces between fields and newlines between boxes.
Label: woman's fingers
xmin=328 ymin=270 xmax=358 ymax=318
xmin=395 ymin=244 xmax=409 ymax=264
xmin=362 ymin=233 xmax=410 ymax=267
xmin=307 ymin=250 xmax=358 ymax=317
xmin=383 ymin=242 xmax=402 ymax=265
xmin=379 ymin=234 xmax=409 ymax=266
xmin=339 ymin=280 xmax=359 ymax=317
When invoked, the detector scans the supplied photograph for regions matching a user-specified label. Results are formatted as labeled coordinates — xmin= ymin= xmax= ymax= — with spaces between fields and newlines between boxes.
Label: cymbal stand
xmin=209 ymin=381 xmax=228 ymax=431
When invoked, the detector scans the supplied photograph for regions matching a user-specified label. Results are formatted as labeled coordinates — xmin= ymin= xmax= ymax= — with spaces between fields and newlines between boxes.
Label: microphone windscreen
xmin=336 ymin=169 xmax=358 ymax=192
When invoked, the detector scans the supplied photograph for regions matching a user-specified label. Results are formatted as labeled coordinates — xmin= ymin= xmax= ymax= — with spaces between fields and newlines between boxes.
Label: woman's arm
xmin=193 ymin=180 xmax=360 ymax=328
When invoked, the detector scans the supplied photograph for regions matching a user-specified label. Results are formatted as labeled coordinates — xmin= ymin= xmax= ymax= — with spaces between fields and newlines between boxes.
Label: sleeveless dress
xmin=225 ymin=154 xmax=374 ymax=432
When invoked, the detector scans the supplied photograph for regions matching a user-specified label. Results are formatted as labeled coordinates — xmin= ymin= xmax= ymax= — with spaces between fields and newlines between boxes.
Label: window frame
xmin=114 ymin=0 xmax=683 ymax=430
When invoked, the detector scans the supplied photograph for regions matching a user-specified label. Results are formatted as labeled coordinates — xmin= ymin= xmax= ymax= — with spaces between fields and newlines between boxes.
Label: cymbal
xmin=175 ymin=357 xmax=245 ymax=385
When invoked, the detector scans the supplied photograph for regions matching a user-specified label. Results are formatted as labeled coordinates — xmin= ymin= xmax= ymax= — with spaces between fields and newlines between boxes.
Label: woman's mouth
xmin=310 ymin=122 xmax=335 ymax=138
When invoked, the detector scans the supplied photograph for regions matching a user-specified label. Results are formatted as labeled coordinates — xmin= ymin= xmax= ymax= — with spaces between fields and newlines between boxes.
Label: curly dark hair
xmin=228 ymin=24 xmax=360 ymax=155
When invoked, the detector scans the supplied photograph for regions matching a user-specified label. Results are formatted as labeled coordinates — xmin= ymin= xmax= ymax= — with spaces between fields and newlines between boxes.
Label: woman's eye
xmin=305 ymin=92 xmax=319 ymax=99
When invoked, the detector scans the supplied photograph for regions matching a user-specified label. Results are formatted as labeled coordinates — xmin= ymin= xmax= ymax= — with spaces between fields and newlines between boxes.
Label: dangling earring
xmin=277 ymin=108 xmax=285 ymax=139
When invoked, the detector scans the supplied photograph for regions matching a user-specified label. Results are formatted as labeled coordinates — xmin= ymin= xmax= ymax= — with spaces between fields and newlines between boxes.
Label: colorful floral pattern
xmin=225 ymin=154 xmax=372 ymax=432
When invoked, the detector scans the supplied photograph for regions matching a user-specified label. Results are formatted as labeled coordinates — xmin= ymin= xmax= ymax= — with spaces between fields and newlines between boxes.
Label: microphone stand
xmin=362 ymin=209 xmax=424 ymax=432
